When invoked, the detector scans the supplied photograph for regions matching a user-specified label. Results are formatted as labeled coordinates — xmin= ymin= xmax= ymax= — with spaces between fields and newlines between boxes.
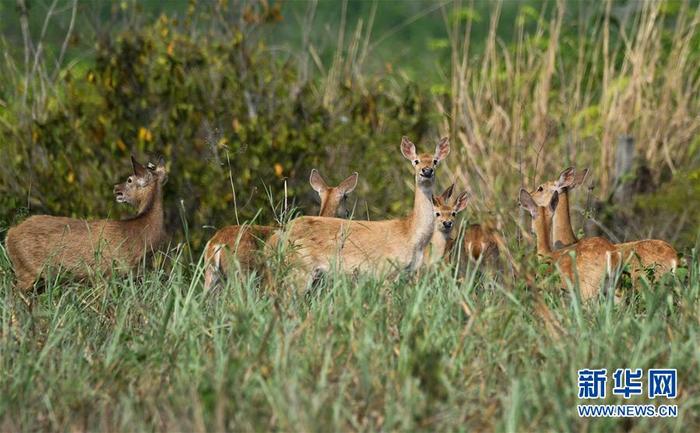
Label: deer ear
xmin=153 ymin=156 xmax=168 ymax=184
xmin=338 ymin=172 xmax=358 ymax=195
xmin=131 ymin=155 xmax=147 ymax=177
xmin=573 ymin=168 xmax=589 ymax=188
xmin=309 ymin=169 xmax=328 ymax=193
xmin=454 ymin=191 xmax=470 ymax=213
xmin=549 ymin=190 xmax=560 ymax=213
xmin=556 ymin=167 xmax=576 ymax=191
xmin=400 ymin=136 xmax=417 ymax=161
xmin=441 ymin=184 xmax=455 ymax=201
xmin=519 ymin=188 xmax=538 ymax=218
xmin=433 ymin=137 xmax=450 ymax=161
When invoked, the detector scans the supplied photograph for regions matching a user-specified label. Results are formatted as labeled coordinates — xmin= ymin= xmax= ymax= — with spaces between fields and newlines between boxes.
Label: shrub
xmin=0 ymin=7 xmax=434 ymax=249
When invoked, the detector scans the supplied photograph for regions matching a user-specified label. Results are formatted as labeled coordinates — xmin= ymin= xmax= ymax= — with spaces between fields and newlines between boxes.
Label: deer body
xmin=270 ymin=137 xmax=450 ymax=286
xmin=6 ymin=156 xmax=167 ymax=291
xmin=202 ymin=170 xmax=358 ymax=290
xmin=463 ymin=224 xmax=499 ymax=262
xmin=280 ymin=186 xmax=432 ymax=275
xmin=531 ymin=167 xmax=677 ymax=283
xmin=520 ymin=189 xmax=618 ymax=300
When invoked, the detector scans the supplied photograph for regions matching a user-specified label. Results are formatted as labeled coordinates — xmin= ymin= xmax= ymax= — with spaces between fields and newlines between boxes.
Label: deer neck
xmin=408 ymin=182 xmax=435 ymax=250
xmin=552 ymin=188 xmax=577 ymax=248
xmin=429 ymin=229 xmax=451 ymax=264
xmin=126 ymin=183 xmax=165 ymax=246
xmin=534 ymin=209 xmax=553 ymax=257
xmin=318 ymin=195 xmax=336 ymax=217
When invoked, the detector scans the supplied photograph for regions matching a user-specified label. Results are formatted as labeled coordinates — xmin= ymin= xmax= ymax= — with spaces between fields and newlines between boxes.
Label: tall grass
xmin=437 ymin=0 xmax=700 ymax=244
xmin=1 ymin=239 xmax=698 ymax=431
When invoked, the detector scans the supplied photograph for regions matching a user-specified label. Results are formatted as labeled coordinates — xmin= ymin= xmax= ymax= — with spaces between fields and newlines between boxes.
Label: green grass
xmin=0 ymin=240 xmax=698 ymax=432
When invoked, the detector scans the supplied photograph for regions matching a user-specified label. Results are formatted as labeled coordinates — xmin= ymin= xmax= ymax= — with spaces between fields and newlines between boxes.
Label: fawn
xmin=267 ymin=136 xmax=450 ymax=288
xmin=423 ymin=184 xmax=469 ymax=265
xmin=530 ymin=167 xmax=677 ymax=284
xmin=202 ymin=169 xmax=358 ymax=290
xmin=519 ymin=188 xmax=619 ymax=300
xmin=6 ymin=156 xmax=168 ymax=292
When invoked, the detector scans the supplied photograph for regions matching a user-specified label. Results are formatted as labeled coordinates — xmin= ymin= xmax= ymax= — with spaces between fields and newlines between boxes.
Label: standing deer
xmin=6 ymin=156 xmax=168 ymax=292
xmin=202 ymin=169 xmax=358 ymax=290
xmin=519 ymin=189 xmax=619 ymax=300
xmin=529 ymin=167 xmax=677 ymax=284
xmin=423 ymin=184 xmax=469 ymax=265
xmin=267 ymin=136 xmax=450 ymax=288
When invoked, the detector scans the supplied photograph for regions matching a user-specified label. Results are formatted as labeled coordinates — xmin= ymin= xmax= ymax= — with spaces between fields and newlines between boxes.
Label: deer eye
xmin=435 ymin=212 xmax=441 ymax=217
xmin=127 ymin=177 xmax=133 ymax=184
xmin=451 ymin=212 xmax=456 ymax=217
xmin=414 ymin=160 xmax=419 ymax=165
xmin=537 ymin=186 xmax=543 ymax=192
xmin=433 ymin=159 xmax=438 ymax=165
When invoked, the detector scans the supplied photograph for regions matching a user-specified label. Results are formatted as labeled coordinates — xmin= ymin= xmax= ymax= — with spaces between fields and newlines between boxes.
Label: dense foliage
xmin=0 ymin=4 xmax=434 ymax=249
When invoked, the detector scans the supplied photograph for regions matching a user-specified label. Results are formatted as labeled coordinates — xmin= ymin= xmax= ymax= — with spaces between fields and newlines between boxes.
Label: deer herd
xmin=4 ymin=136 xmax=679 ymax=302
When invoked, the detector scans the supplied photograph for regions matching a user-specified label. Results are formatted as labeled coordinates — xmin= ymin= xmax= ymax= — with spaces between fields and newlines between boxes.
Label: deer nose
xmin=442 ymin=221 xmax=453 ymax=230
xmin=421 ymin=167 xmax=434 ymax=177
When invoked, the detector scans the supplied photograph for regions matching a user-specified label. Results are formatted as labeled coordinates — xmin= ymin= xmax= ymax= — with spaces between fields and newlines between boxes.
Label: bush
xmin=0 ymin=7 xmax=434 ymax=250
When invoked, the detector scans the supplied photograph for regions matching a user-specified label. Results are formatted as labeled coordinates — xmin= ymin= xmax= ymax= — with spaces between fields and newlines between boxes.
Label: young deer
xmin=423 ymin=184 xmax=469 ymax=265
xmin=530 ymin=167 xmax=677 ymax=284
xmin=6 ymin=156 xmax=168 ymax=292
xmin=202 ymin=169 xmax=358 ymax=290
xmin=268 ymin=136 xmax=450 ymax=287
xmin=519 ymin=189 xmax=619 ymax=300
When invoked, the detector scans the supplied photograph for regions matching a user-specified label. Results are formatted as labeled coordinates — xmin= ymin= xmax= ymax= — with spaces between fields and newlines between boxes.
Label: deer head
xmin=113 ymin=155 xmax=167 ymax=210
xmin=309 ymin=169 xmax=359 ymax=218
xmin=401 ymin=136 xmax=450 ymax=190
xmin=432 ymin=184 xmax=469 ymax=234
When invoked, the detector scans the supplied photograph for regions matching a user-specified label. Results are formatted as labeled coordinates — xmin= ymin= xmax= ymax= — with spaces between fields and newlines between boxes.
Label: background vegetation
xmin=2 ymin=0 xmax=698 ymax=250
xmin=1 ymin=0 xmax=699 ymax=431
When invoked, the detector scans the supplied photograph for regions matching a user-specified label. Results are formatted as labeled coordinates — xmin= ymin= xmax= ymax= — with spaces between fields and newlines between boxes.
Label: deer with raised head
xmin=519 ymin=188 xmax=619 ymax=300
xmin=202 ymin=169 xmax=358 ymax=290
xmin=529 ymin=167 xmax=677 ymax=284
xmin=423 ymin=184 xmax=469 ymax=265
xmin=6 ymin=156 xmax=168 ymax=292
xmin=268 ymin=136 xmax=450 ymax=288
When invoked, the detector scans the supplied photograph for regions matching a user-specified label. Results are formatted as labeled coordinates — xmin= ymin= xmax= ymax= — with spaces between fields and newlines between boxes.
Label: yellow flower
xmin=66 ymin=171 xmax=75 ymax=184
xmin=138 ymin=127 xmax=152 ymax=142
xmin=274 ymin=163 xmax=284 ymax=177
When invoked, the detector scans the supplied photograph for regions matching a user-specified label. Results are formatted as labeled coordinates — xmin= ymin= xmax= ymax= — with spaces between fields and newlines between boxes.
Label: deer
xmin=6 ymin=156 xmax=168 ymax=292
xmin=423 ymin=184 xmax=469 ymax=265
xmin=519 ymin=188 xmax=620 ymax=300
xmin=529 ymin=167 xmax=677 ymax=285
xmin=202 ymin=169 xmax=358 ymax=291
xmin=463 ymin=222 xmax=499 ymax=263
xmin=267 ymin=136 xmax=450 ymax=288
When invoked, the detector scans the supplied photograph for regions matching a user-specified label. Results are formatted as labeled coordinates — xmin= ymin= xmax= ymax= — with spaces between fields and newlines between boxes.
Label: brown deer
xmin=6 ymin=156 xmax=168 ymax=292
xmin=463 ymin=223 xmax=499 ymax=263
xmin=519 ymin=188 xmax=619 ymax=300
xmin=202 ymin=169 xmax=358 ymax=290
xmin=267 ymin=136 xmax=450 ymax=288
xmin=530 ymin=167 xmax=677 ymax=284
xmin=423 ymin=184 xmax=469 ymax=265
